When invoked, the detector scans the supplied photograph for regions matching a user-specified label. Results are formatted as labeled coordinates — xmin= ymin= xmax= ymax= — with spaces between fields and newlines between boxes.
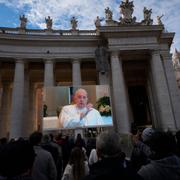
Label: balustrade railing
xmin=0 ymin=27 xmax=97 ymax=36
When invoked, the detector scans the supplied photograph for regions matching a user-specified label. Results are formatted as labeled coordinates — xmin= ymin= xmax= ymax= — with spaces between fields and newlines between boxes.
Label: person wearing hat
xmin=130 ymin=127 xmax=155 ymax=172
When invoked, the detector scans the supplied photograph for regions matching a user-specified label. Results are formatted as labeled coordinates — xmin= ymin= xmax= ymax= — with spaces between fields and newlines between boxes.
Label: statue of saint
xmin=94 ymin=16 xmax=103 ymax=30
xmin=95 ymin=46 xmax=109 ymax=74
xmin=71 ymin=16 xmax=78 ymax=30
xmin=119 ymin=0 xmax=136 ymax=24
xmin=141 ymin=7 xmax=153 ymax=25
xmin=105 ymin=7 xmax=113 ymax=21
xmin=143 ymin=7 xmax=152 ymax=21
xmin=157 ymin=15 xmax=164 ymax=25
xmin=19 ymin=15 xmax=27 ymax=29
xmin=45 ymin=16 xmax=53 ymax=30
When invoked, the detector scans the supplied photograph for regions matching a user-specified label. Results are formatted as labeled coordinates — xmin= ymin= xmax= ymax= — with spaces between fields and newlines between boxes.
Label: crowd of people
xmin=0 ymin=128 xmax=180 ymax=180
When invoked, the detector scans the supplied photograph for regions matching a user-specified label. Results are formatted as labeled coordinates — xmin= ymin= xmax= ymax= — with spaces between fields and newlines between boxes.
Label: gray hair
xmin=74 ymin=88 xmax=88 ymax=97
xmin=96 ymin=131 xmax=122 ymax=158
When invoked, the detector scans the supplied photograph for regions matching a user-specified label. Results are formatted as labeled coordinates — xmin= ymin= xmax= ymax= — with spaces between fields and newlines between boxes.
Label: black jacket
xmin=82 ymin=157 xmax=143 ymax=180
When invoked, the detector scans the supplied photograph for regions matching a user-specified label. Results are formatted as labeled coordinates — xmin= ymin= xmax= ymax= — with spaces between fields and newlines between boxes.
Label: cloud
xmin=0 ymin=0 xmax=180 ymax=50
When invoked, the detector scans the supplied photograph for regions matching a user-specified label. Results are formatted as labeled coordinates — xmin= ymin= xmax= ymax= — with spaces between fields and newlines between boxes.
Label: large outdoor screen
xmin=42 ymin=85 xmax=113 ymax=130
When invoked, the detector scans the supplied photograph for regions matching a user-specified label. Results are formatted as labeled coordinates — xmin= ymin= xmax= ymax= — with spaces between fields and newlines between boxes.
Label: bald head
xmin=75 ymin=88 xmax=87 ymax=97
xmin=74 ymin=88 xmax=88 ymax=109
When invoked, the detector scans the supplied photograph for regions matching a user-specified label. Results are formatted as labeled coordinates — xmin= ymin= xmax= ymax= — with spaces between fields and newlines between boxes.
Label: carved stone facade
xmin=0 ymin=2 xmax=180 ymax=139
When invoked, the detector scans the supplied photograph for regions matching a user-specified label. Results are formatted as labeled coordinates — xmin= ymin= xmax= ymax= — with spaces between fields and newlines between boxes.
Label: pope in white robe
xmin=59 ymin=88 xmax=103 ymax=128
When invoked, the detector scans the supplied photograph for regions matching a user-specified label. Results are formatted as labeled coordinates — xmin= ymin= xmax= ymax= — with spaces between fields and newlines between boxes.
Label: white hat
xmin=142 ymin=128 xmax=155 ymax=142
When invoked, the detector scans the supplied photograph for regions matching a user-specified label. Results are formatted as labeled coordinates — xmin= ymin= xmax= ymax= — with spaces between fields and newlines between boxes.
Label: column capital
xmin=43 ymin=58 xmax=54 ymax=63
xmin=72 ymin=58 xmax=81 ymax=63
xmin=110 ymin=51 xmax=119 ymax=58
xmin=14 ymin=58 xmax=24 ymax=63
xmin=160 ymin=52 xmax=172 ymax=60
xmin=151 ymin=50 xmax=160 ymax=56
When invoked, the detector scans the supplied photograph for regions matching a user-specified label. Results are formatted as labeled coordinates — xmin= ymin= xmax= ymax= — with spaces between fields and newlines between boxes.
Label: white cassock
xmin=59 ymin=104 xmax=103 ymax=128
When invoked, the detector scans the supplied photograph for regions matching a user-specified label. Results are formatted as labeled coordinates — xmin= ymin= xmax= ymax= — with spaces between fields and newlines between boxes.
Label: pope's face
xmin=74 ymin=90 xmax=88 ymax=109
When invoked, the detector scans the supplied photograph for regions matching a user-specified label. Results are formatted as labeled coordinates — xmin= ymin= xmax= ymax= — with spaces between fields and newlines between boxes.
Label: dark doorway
xmin=128 ymin=85 xmax=151 ymax=126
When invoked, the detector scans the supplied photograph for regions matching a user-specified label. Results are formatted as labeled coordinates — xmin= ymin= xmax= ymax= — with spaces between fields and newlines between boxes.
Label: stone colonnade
xmin=0 ymin=58 xmax=83 ymax=138
xmin=0 ymin=49 xmax=178 ymax=138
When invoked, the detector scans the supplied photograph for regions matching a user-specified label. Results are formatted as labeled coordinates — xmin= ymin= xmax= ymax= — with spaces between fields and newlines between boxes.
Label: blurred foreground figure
xmin=0 ymin=139 xmax=35 ymax=180
xmin=61 ymin=147 xmax=89 ymax=180
xmin=138 ymin=131 xmax=180 ymax=180
xmin=130 ymin=128 xmax=154 ymax=172
xmin=82 ymin=131 xmax=143 ymax=180
xmin=29 ymin=131 xmax=57 ymax=180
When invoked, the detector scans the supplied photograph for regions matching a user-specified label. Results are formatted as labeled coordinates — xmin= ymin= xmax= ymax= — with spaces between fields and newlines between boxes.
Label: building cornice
xmin=99 ymin=25 xmax=164 ymax=38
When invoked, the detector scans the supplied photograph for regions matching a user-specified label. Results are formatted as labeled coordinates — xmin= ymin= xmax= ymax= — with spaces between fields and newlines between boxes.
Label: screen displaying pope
xmin=59 ymin=88 xmax=103 ymax=128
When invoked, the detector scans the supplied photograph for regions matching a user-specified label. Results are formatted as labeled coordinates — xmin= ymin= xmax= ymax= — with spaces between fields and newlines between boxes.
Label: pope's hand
xmin=87 ymin=103 xmax=93 ymax=110
xmin=80 ymin=112 xmax=85 ymax=120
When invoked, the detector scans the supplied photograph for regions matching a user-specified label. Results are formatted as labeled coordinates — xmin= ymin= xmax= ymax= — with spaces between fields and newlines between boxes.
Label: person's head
xmin=42 ymin=134 xmax=51 ymax=144
xmin=141 ymin=127 xmax=155 ymax=143
xmin=74 ymin=88 xmax=88 ymax=109
xmin=149 ymin=131 xmax=176 ymax=159
xmin=29 ymin=131 xmax=42 ymax=146
xmin=0 ymin=139 xmax=36 ymax=177
xmin=0 ymin=137 xmax=8 ymax=145
xmin=96 ymin=131 xmax=122 ymax=159
xmin=69 ymin=147 xmax=85 ymax=180
xmin=69 ymin=147 xmax=84 ymax=164
xmin=76 ymin=133 xmax=82 ymax=140
xmin=75 ymin=133 xmax=85 ymax=148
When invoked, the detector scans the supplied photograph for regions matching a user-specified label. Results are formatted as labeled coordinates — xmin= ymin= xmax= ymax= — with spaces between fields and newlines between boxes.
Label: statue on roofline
xmin=141 ymin=7 xmax=153 ymax=25
xmin=144 ymin=7 xmax=152 ymax=21
xmin=105 ymin=7 xmax=113 ymax=21
xmin=119 ymin=0 xmax=136 ymax=24
xmin=71 ymin=16 xmax=78 ymax=30
xmin=157 ymin=14 xmax=164 ymax=25
xmin=94 ymin=16 xmax=104 ymax=30
xmin=19 ymin=14 xmax=27 ymax=29
xmin=45 ymin=16 xmax=53 ymax=30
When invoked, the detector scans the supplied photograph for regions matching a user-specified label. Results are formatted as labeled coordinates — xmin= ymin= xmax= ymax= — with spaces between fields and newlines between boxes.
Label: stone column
xmin=147 ymin=79 xmax=158 ymax=127
xmin=35 ymin=85 xmax=43 ymax=131
xmin=150 ymin=50 xmax=176 ymax=131
xmin=72 ymin=59 xmax=82 ymax=86
xmin=111 ymin=51 xmax=130 ymax=134
xmin=0 ymin=82 xmax=11 ymax=138
xmin=28 ymin=83 xmax=36 ymax=132
xmin=10 ymin=59 xmax=25 ymax=138
xmin=21 ymin=65 xmax=34 ymax=137
xmin=42 ymin=59 xmax=54 ymax=131
xmin=44 ymin=59 xmax=54 ymax=87
xmin=161 ymin=52 xmax=180 ymax=129
xmin=0 ymin=68 xmax=2 ymax=110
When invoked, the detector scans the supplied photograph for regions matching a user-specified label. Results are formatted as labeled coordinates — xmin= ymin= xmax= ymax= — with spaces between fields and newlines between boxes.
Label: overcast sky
xmin=0 ymin=0 xmax=180 ymax=52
